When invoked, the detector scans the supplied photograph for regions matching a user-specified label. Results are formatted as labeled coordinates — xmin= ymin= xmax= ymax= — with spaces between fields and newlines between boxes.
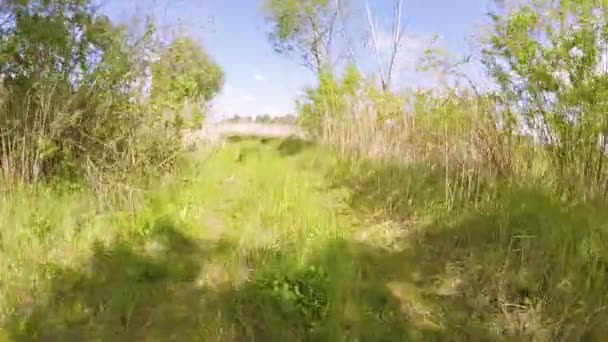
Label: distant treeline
xmin=225 ymin=114 xmax=298 ymax=125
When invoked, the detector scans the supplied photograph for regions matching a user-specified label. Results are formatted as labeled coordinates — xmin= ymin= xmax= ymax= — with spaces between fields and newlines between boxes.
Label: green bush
xmin=297 ymin=65 xmax=358 ymax=135
xmin=0 ymin=1 xmax=222 ymax=185
xmin=256 ymin=265 xmax=330 ymax=322
xmin=483 ymin=1 xmax=608 ymax=195
xmin=151 ymin=37 xmax=224 ymax=124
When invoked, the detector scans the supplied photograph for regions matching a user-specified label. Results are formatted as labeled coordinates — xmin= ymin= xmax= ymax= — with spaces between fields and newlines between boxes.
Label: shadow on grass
xmin=13 ymin=156 xmax=608 ymax=340
xmin=232 ymin=135 xmax=314 ymax=156
xmin=226 ymin=135 xmax=245 ymax=143
xmin=230 ymin=239 xmax=454 ymax=341
xmin=4 ymin=216 xmax=462 ymax=341
xmin=276 ymin=136 xmax=315 ymax=157
xmin=329 ymin=158 xmax=608 ymax=340
xmin=231 ymin=135 xmax=315 ymax=162
xmin=16 ymin=155 xmax=608 ymax=340
xmin=5 ymin=217 xmax=232 ymax=341
xmin=328 ymin=161 xmax=443 ymax=222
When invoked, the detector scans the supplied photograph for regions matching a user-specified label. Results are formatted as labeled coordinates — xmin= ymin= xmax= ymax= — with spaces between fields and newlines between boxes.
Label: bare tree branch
xmin=335 ymin=0 xmax=360 ymax=70
xmin=365 ymin=0 xmax=406 ymax=90
xmin=365 ymin=0 xmax=387 ymax=88
xmin=385 ymin=0 xmax=405 ymax=90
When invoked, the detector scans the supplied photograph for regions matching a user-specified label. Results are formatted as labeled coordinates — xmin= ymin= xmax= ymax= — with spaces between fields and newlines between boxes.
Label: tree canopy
xmin=263 ymin=0 xmax=338 ymax=74
xmin=483 ymin=0 xmax=608 ymax=184
xmin=151 ymin=37 xmax=224 ymax=104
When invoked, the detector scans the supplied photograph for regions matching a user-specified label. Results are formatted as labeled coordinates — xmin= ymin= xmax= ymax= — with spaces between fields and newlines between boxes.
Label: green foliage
xmin=252 ymin=265 xmax=330 ymax=327
xmin=0 ymin=139 xmax=348 ymax=340
xmin=483 ymin=1 xmax=608 ymax=193
xmin=288 ymin=2 xmax=608 ymax=337
xmin=0 ymin=0 xmax=181 ymax=183
xmin=332 ymin=156 xmax=608 ymax=340
xmin=256 ymin=114 xmax=273 ymax=123
xmin=263 ymin=0 xmax=337 ymax=73
xmin=1 ymin=1 xmax=118 ymax=89
xmin=6 ymin=0 xmax=608 ymax=340
xmin=298 ymin=64 xmax=409 ymax=136
xmin=299 ymin=72 xmax=340 ymax=134
xmin=298 ymin=64 xmax=363 ymax=134
xmin=149 ymin=37 xmax=223 ymax=132
xmin=151 ymin=37 xmax=224 ymax=105
xmin=5 ymin=136 xmax=608 ymax=340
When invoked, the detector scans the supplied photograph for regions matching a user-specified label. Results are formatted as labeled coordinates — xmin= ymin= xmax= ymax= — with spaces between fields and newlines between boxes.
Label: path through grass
xmin=0 ymin=137 xmax=425 ymax=341
xmin=2 ymin=137 xmax=605 ymax=341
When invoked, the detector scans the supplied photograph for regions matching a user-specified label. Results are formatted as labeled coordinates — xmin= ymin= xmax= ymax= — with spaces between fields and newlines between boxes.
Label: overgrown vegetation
xmin=0 ymin=0 xmax=222 ymax=185
xmin=4 ymin=0 xmax=608 ymax=340
xmin=286 ymin=0 xmax=608 ymax=339
xmin=151 ymin=37 xmax=224 ymax=128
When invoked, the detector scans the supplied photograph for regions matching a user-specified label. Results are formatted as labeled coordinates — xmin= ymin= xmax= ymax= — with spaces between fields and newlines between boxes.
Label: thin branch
xmin=385 ymin=0 xmax=405 ymax=90
xmin=365 ymin=0 xmax=387 ymax=88
xmin=335 ymin=0 xmax=359 ymax=69
xmin=324 ymin=7 xmax=339 ymax=70
xmin=308 ymin=15 xmax=324 ymax=74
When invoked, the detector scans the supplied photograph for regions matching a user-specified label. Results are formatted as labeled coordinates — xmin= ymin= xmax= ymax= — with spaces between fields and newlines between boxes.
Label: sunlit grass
xmin=2 ymin=137 xmax=608 ymax=341
xmin=0 ymin=137 xmax=356 ymax=340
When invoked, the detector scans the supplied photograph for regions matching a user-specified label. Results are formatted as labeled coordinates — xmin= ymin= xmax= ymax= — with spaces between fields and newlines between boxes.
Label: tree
xmin=263 ymin=0 xmax=340 ymax=74
xmin=256 ymin=114 xmax=273 ymax=123
xmin=0 ymin=0 xmax=135 ymax=92
xmin=0 ymin=0 xmax=184 ymax=181
xmin=365 ymin=0 xmax=406 ymax=90
xmin=298 ymin=64 xmax=363 ymax=134
xmin=483 ymin=1 xmax=608 ymax=189
xmin=151 ymin=37 xmax=224 ymax=104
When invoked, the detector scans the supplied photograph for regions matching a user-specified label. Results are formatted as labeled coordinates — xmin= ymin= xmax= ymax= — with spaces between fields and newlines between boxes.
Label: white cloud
xmin=253 ymin=71 xmax=265 ymax=82
xmin=242 ymin=95 xmax=255 ymax=102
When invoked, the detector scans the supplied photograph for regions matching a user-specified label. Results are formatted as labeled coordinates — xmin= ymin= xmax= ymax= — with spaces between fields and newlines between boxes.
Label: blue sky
xmin=103 ymin=0 xmax=493 ymax=119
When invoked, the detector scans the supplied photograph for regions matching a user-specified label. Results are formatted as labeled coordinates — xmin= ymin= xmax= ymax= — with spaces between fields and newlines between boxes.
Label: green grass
xmin=331 ymin=158 xmax=608 ymax=340
xmin=1 ymin=137 xmax=608 ymax=341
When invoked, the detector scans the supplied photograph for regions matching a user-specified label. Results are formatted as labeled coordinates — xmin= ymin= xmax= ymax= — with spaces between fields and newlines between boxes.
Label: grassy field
xmin=1 ymin=136 xmax=392 ymax=341
xmin=1 ymin=136 xmax=607 ymax=341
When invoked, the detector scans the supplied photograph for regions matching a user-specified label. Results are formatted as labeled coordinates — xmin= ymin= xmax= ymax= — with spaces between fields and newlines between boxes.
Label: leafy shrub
xmin=240 ymin=264 xmax=330 ymax=333
xmin=483 ymin=1 xmax=608 ymax=195
xmin=0 ymin=1 xmax=223 ymax=185
xmin=151 ymin=37 xmax=224 ymax=124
